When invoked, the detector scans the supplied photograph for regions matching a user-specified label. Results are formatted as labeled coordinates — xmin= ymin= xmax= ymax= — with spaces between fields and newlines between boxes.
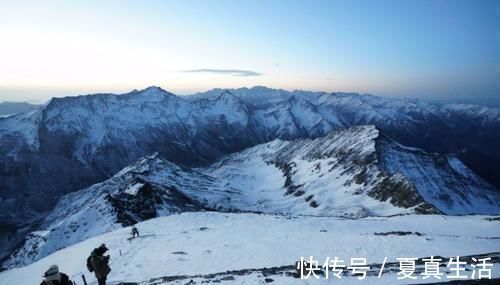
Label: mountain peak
xmin=117 ymin=152 xmax=179 ymax=177
xmin=215 ymin=90 xmax=240 ymax=101
xmin=131 ymin=86 xmax=174 ymax=99
xmin=142 ymin=85 xmax=165 ymax=92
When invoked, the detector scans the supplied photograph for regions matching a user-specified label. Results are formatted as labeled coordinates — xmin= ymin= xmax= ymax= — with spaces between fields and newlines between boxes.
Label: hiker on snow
xmin=40 ymin=265 xmax=73 ymax=285
xmin=131 ymin=226 xmax=140 ymax=238
xmin=89 ymin=243 xmax=111 ymax=285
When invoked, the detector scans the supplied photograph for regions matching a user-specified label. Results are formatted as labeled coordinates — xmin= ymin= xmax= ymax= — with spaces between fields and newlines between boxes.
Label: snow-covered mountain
xmin=202 ymin=125 xmax=499 ymax=217
xmin=6 ymin=126 xmax=499 ymax=269
xmin=1 ymin=86 xmax=499 ymax=266
xmin=3 ymin=153 xmax=228 ymax=269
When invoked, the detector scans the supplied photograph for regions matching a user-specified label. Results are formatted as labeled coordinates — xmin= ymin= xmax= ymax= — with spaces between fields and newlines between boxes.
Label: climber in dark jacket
xmin=90 ymin=243 xmax=111 ymax=285
xmin=131 ymin=226 xmax=140 ymax=238
xmin=40 ymin=264 xmax=73 ymax=285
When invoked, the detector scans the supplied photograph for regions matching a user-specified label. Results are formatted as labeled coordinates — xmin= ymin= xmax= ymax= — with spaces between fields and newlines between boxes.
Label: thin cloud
xmin=184 ymin=69 xmax=262 ymax=77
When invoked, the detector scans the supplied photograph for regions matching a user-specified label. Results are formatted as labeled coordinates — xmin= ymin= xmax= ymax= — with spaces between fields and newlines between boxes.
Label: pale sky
xmin=0 ymin=0 xmax=498 ymax=104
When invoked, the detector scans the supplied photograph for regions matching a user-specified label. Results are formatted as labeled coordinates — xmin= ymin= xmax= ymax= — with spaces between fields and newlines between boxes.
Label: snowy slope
xmin=0 ymin=212 xmax=498 ymax=285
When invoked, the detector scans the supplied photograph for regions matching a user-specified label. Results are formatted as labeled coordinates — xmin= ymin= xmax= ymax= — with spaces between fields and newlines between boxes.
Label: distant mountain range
xmin=0 ymin=101 xmax=38 ymax=117
xmin=1 ymin=86 xmax=499 ymax=267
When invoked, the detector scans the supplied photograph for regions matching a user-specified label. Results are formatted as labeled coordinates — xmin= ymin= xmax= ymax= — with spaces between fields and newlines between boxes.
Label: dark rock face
xmin=369 ymin=174 xmax=440 ymax=214
xmin=107 ymin=180 xmax=205 ymax=227
xmin=273 ymin=161 xmax=304 ymax=197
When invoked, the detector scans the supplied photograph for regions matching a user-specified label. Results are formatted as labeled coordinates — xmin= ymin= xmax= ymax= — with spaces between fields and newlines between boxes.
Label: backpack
xmin=86 ymin=256 xmax=94 ymax=272
xmin=60 ymin=273 xmax=72 ymax=285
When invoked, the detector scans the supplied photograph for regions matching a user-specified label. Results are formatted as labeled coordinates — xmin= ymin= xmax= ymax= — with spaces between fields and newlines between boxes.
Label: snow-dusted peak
xmin=42 ymin=86 xmax=176 ymax=116
xmin=192 ymin=90 xmax=249 ymax=125
xmin=284 ymin=93 xmax=312 ymax=106
xmin=189 ymin=86 xmax=294 ymax=106
xmin=127 ymin=86 xmax=176 ymax=101
xmin=3 ymin=152 xmax=225 ymax=268
xmin=214 ymin=90 xmax=244 ymax=105
xmin=117 ymin=152 xmax=176 ymax=174
xmin=142 ymin=85 xmax=166 ymax=93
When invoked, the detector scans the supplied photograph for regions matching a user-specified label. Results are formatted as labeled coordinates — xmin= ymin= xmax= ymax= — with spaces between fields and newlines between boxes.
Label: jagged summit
xmin=127 ymin=85 xmax=176 ymax=99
